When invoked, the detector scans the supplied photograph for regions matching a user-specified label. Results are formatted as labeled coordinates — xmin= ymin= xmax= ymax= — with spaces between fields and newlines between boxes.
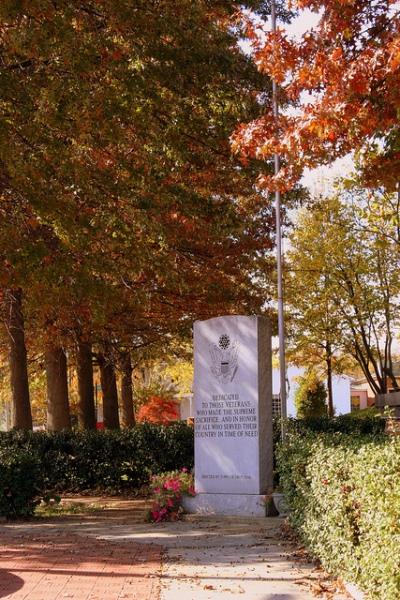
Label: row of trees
xmin=3 ymin=0 xmax=399 ymax=425
xmin=1 ymin=1 xmax=299 ymax=429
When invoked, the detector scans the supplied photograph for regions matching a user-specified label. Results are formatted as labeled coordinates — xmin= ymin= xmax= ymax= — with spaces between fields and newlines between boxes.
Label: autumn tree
xmin=285 ymin=256 xmax=344 ymax=417
xmin=136 ymin=396 xmax=180 ymax=425
xmin=233 ymin=0 xmax=400 ymax=191
xmin=288 ymin=190 xmax=400 ymax=396
xmin=44 ymin=345 xmax=70 ymax=431
xmin=119 ymin=350 xmax=135 ymax=428
xmin=3 ymin=289 xmax=32 ymax=429
xmin=75 ymin=339 xmax=96 ymax=430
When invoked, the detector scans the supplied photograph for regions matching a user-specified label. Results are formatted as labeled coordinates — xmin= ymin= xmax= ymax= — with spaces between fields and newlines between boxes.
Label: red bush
xmin=136 ymin=395 xmax=180 ymax=425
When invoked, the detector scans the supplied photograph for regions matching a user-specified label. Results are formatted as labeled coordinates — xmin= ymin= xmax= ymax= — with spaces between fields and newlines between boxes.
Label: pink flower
xmin=149 ymin=470 xmax=195 ymax=523
xmin=164 ymin=479 xmax=181 ymax=492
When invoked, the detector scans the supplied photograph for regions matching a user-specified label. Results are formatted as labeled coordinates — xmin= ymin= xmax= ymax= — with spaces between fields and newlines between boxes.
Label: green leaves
xmin=0 ymin=423 xmax=194 ymax=494
xmin=287 ymin=187 xmax=400 ymax=394
xmin=1 ymin=0 xmax=276 ymax=355
xmin=278 ymin=430 xmax=400 ymax=599
xmin=0 ymin=448 xmax=40 ymax=519
xmin=294 ymin=369 xmax=328 ymax=418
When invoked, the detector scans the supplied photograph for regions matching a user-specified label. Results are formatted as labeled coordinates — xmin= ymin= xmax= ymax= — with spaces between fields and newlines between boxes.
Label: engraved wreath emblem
xmin=209 ymin=334 xmax=238 ymax=383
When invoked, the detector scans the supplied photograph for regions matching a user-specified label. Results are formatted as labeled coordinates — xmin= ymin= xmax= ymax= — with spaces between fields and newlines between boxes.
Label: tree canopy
xmin=232 ymin=0 xmax=400 ymax=191
xmin=287 ymin=187 xmax=400 ymax=396
xmin=0 ymin=0 xmax=284 ymax=428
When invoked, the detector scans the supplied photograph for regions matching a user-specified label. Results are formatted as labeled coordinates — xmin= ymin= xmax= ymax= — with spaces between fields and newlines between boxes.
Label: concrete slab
xmin=155 ymin=517 xmax=350 ymax=600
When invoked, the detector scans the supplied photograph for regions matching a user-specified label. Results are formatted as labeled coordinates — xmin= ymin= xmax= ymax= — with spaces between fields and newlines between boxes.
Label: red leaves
xmin=236 ymin=1 xmax=400 ymax=190
xmin=388 ymin=39 xmax=400 ymax=72
xmin=330 ymin=47 xmax=343 ymax=61
xmin=136 ymin=396 xmax=180 ymax=425
xmin=253 ymin=30 xmax=298 ymax=84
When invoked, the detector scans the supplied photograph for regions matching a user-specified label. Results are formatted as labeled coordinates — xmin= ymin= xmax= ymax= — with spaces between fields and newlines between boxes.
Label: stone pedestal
xmin=183 ymin=493 xmax=267 ymax=517
xmin=188 ymin=315 xmax=273 ymax=517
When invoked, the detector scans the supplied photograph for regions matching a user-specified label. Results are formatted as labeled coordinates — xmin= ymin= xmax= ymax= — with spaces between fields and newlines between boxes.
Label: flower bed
xmin=148 ymin=469 xmax=195 ymax=522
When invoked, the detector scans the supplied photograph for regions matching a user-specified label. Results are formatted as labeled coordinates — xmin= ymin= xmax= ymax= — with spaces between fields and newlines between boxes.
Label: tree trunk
xmin=98 ymin=352 xmax=120 ymax=429
xmin=45 ymin=346 xmax=71 ymax=431
xmin=326 ymin=342 xmax=334 ymax=418
xmin=5 ymin=288 xmax=32 ymax=429
xmin=76 ymin=340 xmax=96 ymax=429
xmin=120 ymin=351 xmax=135 ymax=428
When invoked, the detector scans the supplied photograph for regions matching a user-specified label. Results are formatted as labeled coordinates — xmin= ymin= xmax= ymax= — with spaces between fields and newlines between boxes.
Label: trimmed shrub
xmin=294 ymin=370 xmax=327 ymax=418
xmin=0 ymin=422 xmax=194 ymax=494
xmin=286 ymin=414 xmax=385 ymax=436
xmin=277 ymin=431 xmax=400 ymax=599
xmin=273 ymin=415 xmax=385 ymax=490
xmin=0 ymin=448 xmax=40 ymax=519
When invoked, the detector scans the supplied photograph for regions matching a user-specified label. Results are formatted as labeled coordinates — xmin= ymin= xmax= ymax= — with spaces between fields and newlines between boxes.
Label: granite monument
xmin=184 ymin=315 xmax=274 ymax=516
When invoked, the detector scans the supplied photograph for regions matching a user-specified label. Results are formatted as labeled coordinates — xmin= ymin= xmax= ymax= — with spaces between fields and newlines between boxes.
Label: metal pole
xmin=271 ymin=0 xmax=287 ymax=436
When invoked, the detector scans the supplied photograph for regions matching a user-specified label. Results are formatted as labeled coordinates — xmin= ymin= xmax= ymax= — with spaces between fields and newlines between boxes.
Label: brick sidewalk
xmin=0 ymin=530 xmax=162 ymax=600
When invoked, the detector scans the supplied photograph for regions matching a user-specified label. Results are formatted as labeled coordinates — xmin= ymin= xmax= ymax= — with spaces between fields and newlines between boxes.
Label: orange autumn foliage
xmin=233 ymin=1 xmax=400 ymax=191
xmin=136 ymin=396 xmax=180 ymax=425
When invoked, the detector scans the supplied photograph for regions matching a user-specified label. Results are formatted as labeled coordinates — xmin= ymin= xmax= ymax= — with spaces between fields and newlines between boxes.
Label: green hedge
xmin=0 ymin=448 xmax=40 ymax=519
xmin=277 ymin=431 xmax=400 ymax=599
xmin=286 ymin=414 xmax=385 ymax=436
xmin=0 ymin=422 xmax=194 ymax=494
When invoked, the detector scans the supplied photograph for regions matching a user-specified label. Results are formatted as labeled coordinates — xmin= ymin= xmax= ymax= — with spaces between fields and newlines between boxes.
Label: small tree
xmin=136 ymin=396 xmax=179 ymax=425
xmin=295 ymin=370 xmax=328 ymax=419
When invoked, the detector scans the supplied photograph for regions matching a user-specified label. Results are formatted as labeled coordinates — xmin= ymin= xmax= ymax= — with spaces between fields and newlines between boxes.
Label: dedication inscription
xmin=193 ymin=315 xmax=273 ymax=497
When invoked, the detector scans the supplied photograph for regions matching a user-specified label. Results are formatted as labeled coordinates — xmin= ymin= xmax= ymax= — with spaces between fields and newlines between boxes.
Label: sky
xmin=241 ymin=7 xmax=355 ymax=193
xmin=273 ymin=8 xmax=355 ymax=191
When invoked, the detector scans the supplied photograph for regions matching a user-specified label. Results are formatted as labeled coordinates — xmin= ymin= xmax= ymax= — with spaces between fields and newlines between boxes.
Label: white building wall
xmin=0 ymin=403 xmax=12 ymax=431
xmin=178 ymin=394 xmax=193 ymax=421
xmin=272 ymin=367 xmax=351 ymax=417
xmin=331 ymin=375 xmax=352 ymax=415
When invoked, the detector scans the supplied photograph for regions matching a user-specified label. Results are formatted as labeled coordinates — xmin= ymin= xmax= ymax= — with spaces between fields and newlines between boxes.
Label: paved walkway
xmin=0 ymin=529 xmax=161 ymax=600
xmin=157 ymin=517 xmax=348 ymax=600
xmin=0 ymin=499 xmax=350 ymax=600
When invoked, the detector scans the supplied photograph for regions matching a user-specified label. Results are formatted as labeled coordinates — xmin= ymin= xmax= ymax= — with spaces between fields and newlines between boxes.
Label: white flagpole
xmin=271 ymin=0 xmax=287 ymax=435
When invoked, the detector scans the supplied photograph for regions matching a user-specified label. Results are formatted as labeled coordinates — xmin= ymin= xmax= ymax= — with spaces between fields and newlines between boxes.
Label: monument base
xmin=183 ymin=493 xmax=267 ymax=517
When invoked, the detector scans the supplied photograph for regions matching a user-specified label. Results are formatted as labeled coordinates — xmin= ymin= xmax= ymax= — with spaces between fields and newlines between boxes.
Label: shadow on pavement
xmin=0 ymin=570 xmax=24 ymax=598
